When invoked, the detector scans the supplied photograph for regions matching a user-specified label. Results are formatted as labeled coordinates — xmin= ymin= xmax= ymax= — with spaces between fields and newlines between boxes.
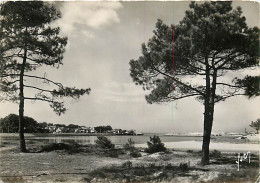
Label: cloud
xmin=95 ymin=82 xmax=149 ymax=103
xmin=55 ymin=2 xmax=122 ymax=37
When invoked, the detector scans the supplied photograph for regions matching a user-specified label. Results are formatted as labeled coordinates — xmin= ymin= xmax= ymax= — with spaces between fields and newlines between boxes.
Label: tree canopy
xmin=0 ymin=114 xmax=39 ymax=133
xmin=129 ymin=1 xmax=259 ymax=165
xmin=94 ymin=125 xmax=113 ymax=133
xmin=250 ymin=118 xmax=260 ymax=133
xmin=0 ymin=1 xmax=91 ymax=152
xmin=0 ymin=1 xmax=90 ymax=115
xmin=130 ymin=2 xmax=259 ymax=104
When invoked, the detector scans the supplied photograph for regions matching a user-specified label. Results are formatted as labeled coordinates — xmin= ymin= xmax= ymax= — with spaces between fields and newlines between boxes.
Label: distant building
xmin=113 ymin=129 xmax=122 ymax=134
xmin=74 ymin=127 xmax=95 ymax=133
xmin=48 ymin=126 xmax=57 ymax=133
xmin=56 ymin=127 xmax=65 ymax=133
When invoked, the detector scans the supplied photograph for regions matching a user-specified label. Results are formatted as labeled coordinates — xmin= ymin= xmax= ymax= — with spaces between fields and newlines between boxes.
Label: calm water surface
xmin=0 ymin=133 xmax=203 ymax=145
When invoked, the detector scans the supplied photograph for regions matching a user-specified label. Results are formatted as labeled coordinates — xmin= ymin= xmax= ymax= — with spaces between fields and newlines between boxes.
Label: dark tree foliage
xmin=94 ymin=125 xmax=113 ymax=133
xmin=235 ymin=76 xmax=260 ymax=98
xmin=250 ymin=118 xmax=260 ymax=133
xmin=0 ymin=114 xmax=39 ymax=133
xmin=38 ymin=122 xmax=48 ymax=129
xmin=129 ymin=2 xmax=259 ymax=164
xmin=145 ymin=135 xmax=166 ymax=154
xmin=0 ymin=1 xmax=90 ymax=152
xmin=95 ymin=136 xmax=115 ymax=149
xmin=124 ymin=138 xmax=135 ymax=151
xmin=67 ymin=124 xmax=80 ymax=129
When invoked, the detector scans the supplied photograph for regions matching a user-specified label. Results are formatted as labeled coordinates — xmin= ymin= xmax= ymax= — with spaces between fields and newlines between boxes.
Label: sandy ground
xmin=0 ymin=140 xmax=259 ymax=183
xmin=0 ymin=151 xmax=122 ymax=183
xmin=136 ymin=141 xmax=259 ymax=152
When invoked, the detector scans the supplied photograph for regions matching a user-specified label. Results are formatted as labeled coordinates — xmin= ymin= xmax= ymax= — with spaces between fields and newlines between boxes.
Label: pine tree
xmin=250 ymin=119 xmax=260 ymax=134
xmin=129 ymin=2 xmax=259 ymax=164
xmin=0 ymin=1 xmax=90 ymax=152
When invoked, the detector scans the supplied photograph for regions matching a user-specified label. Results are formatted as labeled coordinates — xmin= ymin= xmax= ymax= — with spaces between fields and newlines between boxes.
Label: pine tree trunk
xmin=19 ymin=47 xmax=27 ymax=152
xmin=19 ymin=91 xmax=26 ymax=152
xmin=201 ymin=69 xmax=217 ymax=165
xmin=201 ymin=106 xmax=213 ymax=165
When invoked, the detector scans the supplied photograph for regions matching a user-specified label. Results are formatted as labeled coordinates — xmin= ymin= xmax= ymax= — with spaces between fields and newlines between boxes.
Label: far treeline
xmin=0 ymin=114 xmax=131 ymax=134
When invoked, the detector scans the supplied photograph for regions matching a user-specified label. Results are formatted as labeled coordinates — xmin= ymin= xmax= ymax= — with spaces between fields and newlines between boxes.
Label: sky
xmin=0 ymin=1 xmax=259 ymax=133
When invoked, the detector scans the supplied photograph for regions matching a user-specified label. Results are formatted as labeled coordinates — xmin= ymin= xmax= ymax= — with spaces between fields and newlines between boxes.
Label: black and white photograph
xmin=0 ymin=1 xmax=259 ymax=182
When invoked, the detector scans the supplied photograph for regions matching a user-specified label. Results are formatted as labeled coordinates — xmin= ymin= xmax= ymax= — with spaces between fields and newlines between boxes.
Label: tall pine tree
xmin=130 ymin=2 xmax=259 ymax=164
xmin=0 ymin=1 xmax=90 ymax=152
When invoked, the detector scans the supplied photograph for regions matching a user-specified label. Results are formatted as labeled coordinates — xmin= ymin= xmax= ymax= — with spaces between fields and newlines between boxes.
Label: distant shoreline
xmin=0 ymin=132 xmax=143 ymax=137
xmin=0 ymin=132 xmax=249 ymax=137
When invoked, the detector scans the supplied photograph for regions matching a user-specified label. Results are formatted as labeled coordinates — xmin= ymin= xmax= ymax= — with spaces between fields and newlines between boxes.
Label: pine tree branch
xmin=150 ymin=62 xmax=205 ymax=96
xmin=214 ymin=50 xmax=237 ymax=66
xmin=1 ymin=74 xmax=63 ymax=88
xmin=2 ymin=54 xmax=23 ymax=59
xmin=23 ymin=74 xmax=63 ymax=88
xmin=23 ymin=85 xmax=54 ymax=93
xmin=3 ymin=80 xmax=20 ymax=85
xmin=216 ymin=82 xmax=240 ymax=88
xmin=0 ymin=74 xmax=20 ymax=78
xmin=147 ymin=92 xmax=200 ymax=103
xmin=172 ymin=93 xmax=201 ymax=100
xmin=24 ymin=97 xmax=54 ymax=103
xmin=177 ymin=64 xmax=206 ymax=76
xmin=214 ymin=93 xmax=245 ymax=103
xmin=216 ymin=53 xmax=244 ymax=69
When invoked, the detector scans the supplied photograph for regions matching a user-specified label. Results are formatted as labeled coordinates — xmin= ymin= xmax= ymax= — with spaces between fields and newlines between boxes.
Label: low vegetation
xmin=123 ymin=138 xmax=135 ymax=151
xmin=86 ymin=161 xmax=205 ymax=182
xmin=1 ymin=138 xmax=259 ymax=183
xmin=34 ymin=143 xmax=87 ymax=154
xmin=250 ymin=118 xmax=260 ymax=133
xmin=94 ymin=136 xmax=127 ymax=158
xmin=95 ymin=136 xmax=115 ymax=149
xmin=124 ymin=138 xmax=142 ymax=158
xmin=145 ymin=135 xmax=167 ymax=154
xmin=210 ymin=149 xmax=222 ymax=158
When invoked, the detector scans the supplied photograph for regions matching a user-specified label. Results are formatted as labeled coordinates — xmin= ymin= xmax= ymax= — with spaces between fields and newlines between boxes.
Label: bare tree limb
xmin=24 ymin=85 xmax=54 ymax=93
xmin=216 ymin=82 xmax=240 ymax=88
xmin=23 ymin=75 xmax=63 ymax=88
xmin=24 ymin=97 xmax=54 ymax=103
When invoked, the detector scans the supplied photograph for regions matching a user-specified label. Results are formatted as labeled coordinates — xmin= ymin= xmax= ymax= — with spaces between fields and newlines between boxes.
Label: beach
xmin=0 ymin=133 xmax=259 ymax=183
xmin=136 ymin=141 xmax=259 ymax=152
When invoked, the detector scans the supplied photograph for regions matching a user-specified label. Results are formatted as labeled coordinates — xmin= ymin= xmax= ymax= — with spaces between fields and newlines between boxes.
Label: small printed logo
xmin=236 ymin=151 xmax=251 ymax=171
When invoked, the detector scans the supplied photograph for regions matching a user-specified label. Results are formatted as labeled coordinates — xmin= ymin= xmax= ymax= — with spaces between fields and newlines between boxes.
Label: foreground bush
xmin=95 ymin=136 xmax=115 ymax=149
xmin=124 ymin=138 xmax=135 ymax=151
xmin=210 ymin=150 xmax=221 ymax=158
xmin=37 ymin=143 xmax=81 ymax=153
xmin=145 ymin=135 xmax=166 ymax=154
xmin=130 ymin=149 xmax=142 ymax=158
xmin=124 ymin=138 xmax=142 ymax=157
xmin=179 ymin=162 xmax=189 ymax=171
xmin=87 ymin=161 xmax=192 ymax=182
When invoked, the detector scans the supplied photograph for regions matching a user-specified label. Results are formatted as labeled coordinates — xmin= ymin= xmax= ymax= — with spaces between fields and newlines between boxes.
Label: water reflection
xmin=0 ymin=133 xmax=203 ymax=145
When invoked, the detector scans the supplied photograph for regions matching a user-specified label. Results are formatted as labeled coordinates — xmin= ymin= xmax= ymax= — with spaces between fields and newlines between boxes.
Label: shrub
xmin=179 ymin=163 xmax=189 ymax=172
xmin=102 ymin=149 xmax=124 ymax=158
xmin=124 ymin=138 xmax=135 ymax=151
xmin=130 ymin=149 xmax=142 ymax=158
xmin=38 ymin=143 xmax=71 ymax=152
xmin=95 ymin=136 xmax=115 ymax=149
xmin=145 ymin=135 xmax=166 ymax=154
xmin=210 ymin=149 xmax=221 ymax=158
xmin=37 ymin=143 xmax=81 ymax=153
xmin=89 ymin=169 xmax=106 ymax=178
xmin=122 ymin=161 xmax=133 ymax=168
xmin=124 ymin=138 xmax=142 ymax=158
